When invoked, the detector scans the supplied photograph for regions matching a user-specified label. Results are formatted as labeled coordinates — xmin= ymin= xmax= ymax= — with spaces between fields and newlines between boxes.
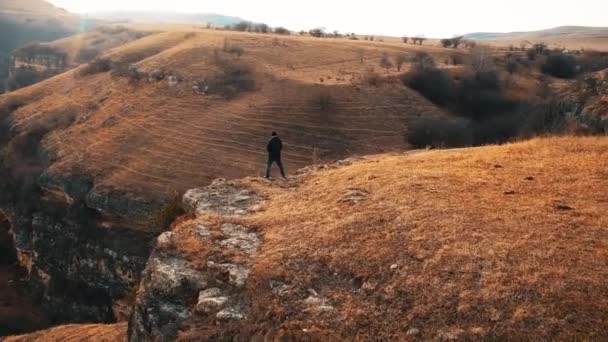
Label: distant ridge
xmin=464 ymin=26 xmax=608 ymax=40
xmin=91 ymin=11 xmax=246 ymax=27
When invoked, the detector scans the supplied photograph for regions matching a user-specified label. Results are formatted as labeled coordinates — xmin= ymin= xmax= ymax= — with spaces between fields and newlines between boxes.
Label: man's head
xmin=271 ymin=131 xmax=278 ymax=137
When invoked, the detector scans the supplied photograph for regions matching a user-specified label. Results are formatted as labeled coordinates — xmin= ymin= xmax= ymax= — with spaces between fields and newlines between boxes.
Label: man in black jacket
xmin=265 ymin=132 xmax=286 ymax=179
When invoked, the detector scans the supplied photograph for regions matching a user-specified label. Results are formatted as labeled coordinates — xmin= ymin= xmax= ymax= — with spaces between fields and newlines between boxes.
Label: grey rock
xmin=216 ymin=307 xmax=245 ymax=321
xmin=220 ymin=223 xmax=261 ymax=255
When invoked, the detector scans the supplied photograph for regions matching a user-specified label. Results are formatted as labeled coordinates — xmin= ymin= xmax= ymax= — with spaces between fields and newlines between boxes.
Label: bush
xmin=210 ymin=57 xmax=256 ymax=99
xmin=403 ymin=65 xmax=454 ymax=105
xmin=541 ymin=53 xmax=579 ymax=79
xmin=77 ymin=48 xmax=100 ymax=63
xmin=274 ymin=27 xmax=290 ymax=35
xmin=395 ymin=54 xmax=408 ymax=71
xmin=78 ymin=58 xmax=112 ymax=76
xmin=407 ymin=116 xmax=473 ymax=148
xmin=455 ymin=70 xmax=516 ymax=120
xmin=312 ymin=92 xmax=334 ymax=111
xmin=578 ymin=50 xmax=608 ymax=73
xmin=309 ymin=28 xmax=325 ymax=38
xmin=379 ymin=54 xmax=393 ymax=73
xmin=156 ymin=192 xmax=185 ymax=230
xmin=232 ymin=21 xmax=252 ymax=32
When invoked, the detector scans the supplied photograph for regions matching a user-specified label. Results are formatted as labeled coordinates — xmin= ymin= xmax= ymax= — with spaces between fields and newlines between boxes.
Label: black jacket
xmin=266 ymin=136 xmax=283 ymax=159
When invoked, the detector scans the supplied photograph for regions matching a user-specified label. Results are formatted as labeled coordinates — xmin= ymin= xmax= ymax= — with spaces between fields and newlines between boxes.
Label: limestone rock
xmin=220 ymin=223 xmax=261 ymax=255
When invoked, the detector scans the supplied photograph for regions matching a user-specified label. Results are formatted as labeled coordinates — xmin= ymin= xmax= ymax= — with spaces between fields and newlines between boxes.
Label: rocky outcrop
xmin=5 ymin=171 xmax=164 ymax=323
xmin=128 ymin=179 xmax=262 ymax=341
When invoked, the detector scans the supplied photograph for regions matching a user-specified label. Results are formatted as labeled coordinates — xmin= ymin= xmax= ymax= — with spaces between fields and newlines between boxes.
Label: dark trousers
xmin=265 ymin=157 xmax=286 ymax=178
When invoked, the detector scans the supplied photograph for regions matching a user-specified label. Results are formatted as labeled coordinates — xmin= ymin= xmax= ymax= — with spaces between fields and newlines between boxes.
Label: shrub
xmin=309 ymin=28 xmax=325 ymax=38
xmin=363 ymin=70 xmax=383 ymax=86
xmin=395 ymin=54 xmax=408 ymax=71
xmin=232 ymin=21 xmax=251 ymax=32
xmin=379 ymin=54 xmax=393 ymax=73
xmin=78 ymin=58 xmax=112 ymax=76
xmin=156 ymin=192 xmax=185 ymax=230
xmin=274 ymin=27 xmax=290 ymax=35
xmin=76 ymin=47 xmax=100 ymax=63
xmin=411 ymin=52 xmax=436 ymax=70
xmin=456 ymin=70 xmax=516 ymax=120
xmin=312 ymin=92 xmax=334 ymax=111
xmin=541 ymin=53 xmax=578 ymax=79
xmin=226 ymin=45 xmax=245 ymax=58
xmin=403 ymin=64 xmax=454 ymax=106
xmin=406 ymin=116 xmax=473 ymax=148
xmin=578 ymin=50 xmax=608 ymax=73
xmin=252 ymin=23 xmax=270 ymax=33
xmin=210 ymin=57 xmax=256 ymax=99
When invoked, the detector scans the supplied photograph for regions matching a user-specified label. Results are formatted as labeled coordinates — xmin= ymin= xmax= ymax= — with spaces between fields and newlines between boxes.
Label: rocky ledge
xmin=128 ymin=179 xmax=263 ymax=341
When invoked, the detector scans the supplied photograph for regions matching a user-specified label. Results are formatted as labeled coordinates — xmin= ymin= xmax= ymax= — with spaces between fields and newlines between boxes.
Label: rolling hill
xmin=0 ymin=0 xmax=98 ymax=92
xmin=91 ymin=11 xmax=246 ymax=27
xmin=0 ymin=26 xmax=459 ymax=333
xmin=6 ymin=136 xmax=608 ymax=341
xmin=465 ymin=26 xmax=608 ymax=50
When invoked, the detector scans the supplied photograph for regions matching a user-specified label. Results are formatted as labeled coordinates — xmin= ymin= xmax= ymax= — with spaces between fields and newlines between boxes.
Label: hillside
xmin=0 ymin=0 xmax=97 ymax=92
xmin=2 ymin=28 xmax=454 ymax=200
xmin=0 ymin=27 xmax=458 ymax=333
xmin=91 ymin=11 xmax=246 ymax=27
xmin=9 ymin=136 xmax=607 ymax=341
xmin=465 ymin=26 xmax=608 ymax=51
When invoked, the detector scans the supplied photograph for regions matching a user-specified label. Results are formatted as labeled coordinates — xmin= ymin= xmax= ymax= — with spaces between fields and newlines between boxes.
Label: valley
xmin=0 ymin=2 xmax=606 ymax=340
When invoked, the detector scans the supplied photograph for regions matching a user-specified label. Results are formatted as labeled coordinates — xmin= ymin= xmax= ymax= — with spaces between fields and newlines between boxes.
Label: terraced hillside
xmin=3 ymin=28 xmax=455 ymax=198
xmin=0 ymin=27 xmax=461 ymax=331
xmin=8 ymin=136 xmax=607 ymax=341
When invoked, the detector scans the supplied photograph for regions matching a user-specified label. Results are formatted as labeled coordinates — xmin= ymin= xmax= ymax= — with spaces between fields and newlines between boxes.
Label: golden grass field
xmin=2 ymin=28 xmax=463 ymax=201
xmin=183 ymin=136 xmax=608 ymax=340
xmin=3 ymin=323 xmax=127 ymax=342
xmin=1 ymin=23 xmax=607 ymax=341
xmin=7 ymin=136 xmax=607 ymax=341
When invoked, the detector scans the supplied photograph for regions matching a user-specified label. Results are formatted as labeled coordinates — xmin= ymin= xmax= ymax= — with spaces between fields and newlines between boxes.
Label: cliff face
xmin=128 ymin=178 xmax=262 ymax=341
xmin=0 ymin=103 xmax=168 ymax=328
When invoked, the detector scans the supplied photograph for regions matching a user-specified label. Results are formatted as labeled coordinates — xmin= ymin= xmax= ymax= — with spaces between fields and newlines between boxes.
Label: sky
xmin=48 ymin=0 xmax=608 ymax=38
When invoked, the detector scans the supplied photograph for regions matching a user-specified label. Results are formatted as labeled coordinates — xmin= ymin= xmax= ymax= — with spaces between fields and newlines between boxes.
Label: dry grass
xmin=2 ymin=27 xmax=454 ymax=202
xmin=179 ymin=136 xmax=608 ymax=340
xmin=3 ymin=323 xmax=127 ymax=342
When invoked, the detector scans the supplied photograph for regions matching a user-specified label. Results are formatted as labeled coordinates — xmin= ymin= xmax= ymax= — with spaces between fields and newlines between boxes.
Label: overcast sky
xmin=48 ymin=0 xmax=607 ymax=38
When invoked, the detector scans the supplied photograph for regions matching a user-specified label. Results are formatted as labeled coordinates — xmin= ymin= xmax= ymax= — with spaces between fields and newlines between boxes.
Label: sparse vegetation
xmin=309 ymin=28 xmax=325 ymax=38
xmin=209 ymin=55 xmax=256 ymax=99
xmin=78 ymin=58 xmax=112 ymax=76
xmin=403 ymin=54 xmax=454 ymax=105
xmin=407 ymin=115 xmax=473 ymax=147
xmin=274 ymin=27 xmax=290 ymax=35
xmin=541 ymin=53 xmax=578 ymax=79
xmin=312 ymin=92 xmax=335 ymax=112
xmin=379 ymin=53 xmax=393 ymax=73
xmin=395 ymin=54 xmax=408 ymax=71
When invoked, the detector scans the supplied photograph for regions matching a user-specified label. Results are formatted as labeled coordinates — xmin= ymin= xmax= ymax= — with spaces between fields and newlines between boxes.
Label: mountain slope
xmin=465 ymin=26 xmax=608 ymax=50
xmin=91 ymin=11 xmax=246 ymax=27
xmin=7 ymin=136 xmax=607 ymax=341
xmin=0 ymin=27 xmax=455 ymax=330
xmin=128 ymin=136 xmax=607 ymax=340
xmin=0 ymin=0 xmax=96 ymax=92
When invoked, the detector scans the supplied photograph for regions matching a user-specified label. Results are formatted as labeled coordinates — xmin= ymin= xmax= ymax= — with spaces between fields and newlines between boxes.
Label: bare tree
xmin=470 ymin=46 xmax=494 ymax=72
xmin=395 ymin=54 xmax=408 ymax=71
xmin=380 ymin=53 xmax=393 ymax=73
xmin=357 ymin=49 xmax=365 ymax=64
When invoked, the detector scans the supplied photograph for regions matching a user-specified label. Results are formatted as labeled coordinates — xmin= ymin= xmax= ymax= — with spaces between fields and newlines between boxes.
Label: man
xmin=265 ymin=132 xmax=286 ymax=179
